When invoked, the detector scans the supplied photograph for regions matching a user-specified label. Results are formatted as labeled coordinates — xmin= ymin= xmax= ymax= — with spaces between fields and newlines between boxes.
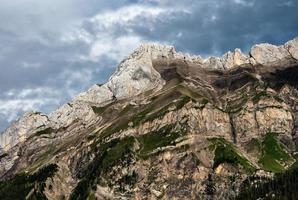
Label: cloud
xmin=0 ymin=87 xmax=62 ymax=125
xmin=0 ymin=0 xmax=298 ymax=131
xmin=71 ymin=5 xmax=171 ymax=62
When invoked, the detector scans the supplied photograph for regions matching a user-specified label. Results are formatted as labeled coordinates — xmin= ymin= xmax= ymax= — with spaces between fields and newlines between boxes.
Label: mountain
xmin=1 ymin=37 xmax=298 ymax=199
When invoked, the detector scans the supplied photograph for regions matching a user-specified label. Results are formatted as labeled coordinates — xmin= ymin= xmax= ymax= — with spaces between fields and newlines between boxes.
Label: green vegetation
xmin=252 ymin=90 xmax=284 ymax=104
xmin=133 ymin=95 xmax=191 ymax=126
xmin=94 ymin=85 xmax=196 ymax=144
xmin=70 ymin=137 xmax=135 ymax=200
xmin=71 ymin=121 xmax=188 ymax=199
xmin=201 ymin=98 xmax=209 ymax=106
xmin=237 ymin=167 xmax=298 ymax=200
xmin=27 ymin=127 xmax=55 ymax=140
xmin=117 ymin=171 xmax=138 ymax=193
xmin=176 ymin=84 xmax=202 ymax=100
xmin=290 ymin=143 xmax=298 ymax=169
xmin=91 ymin=83 xmax=207 ymax=148
xmin=87 ymin=192 xmax=96 ymax=200
xmin=174 ymin=96 xmax=191 ymax=110
xmin=252 ymin=91 xmax=270 ymax=103
xmin=273 ymin=95 xmax=284 ymax=103
xmin=129 ymin=83 xmax=203 ymax=128
xmin=70 ymin=84 xmax=203 ymax=198
xmin=131 ymin=93 xmax=186 ymax=127
xmin=259 ymin=133 xmax=294 ymax=173
xmin=210 ymin=138 xmax=256 ymax=173
xmin=118 ymin=104 xmax=134 ymax=116
xmin=137 ymin=123 xmax=187 ymax=159
xmin=91 ymin=106 xmax=107 ymax=114
xmin=0 ymin=164 xmax=58 ymax=200
xmin=101 ymin=137 xmax=135 ymax=173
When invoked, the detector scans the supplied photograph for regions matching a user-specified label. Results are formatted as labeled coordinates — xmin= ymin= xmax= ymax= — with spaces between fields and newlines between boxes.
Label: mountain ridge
xmin=2 ymin=37 xmax=298 ymax=151
xmin=0 ymin=37 xmax=298 ymax=199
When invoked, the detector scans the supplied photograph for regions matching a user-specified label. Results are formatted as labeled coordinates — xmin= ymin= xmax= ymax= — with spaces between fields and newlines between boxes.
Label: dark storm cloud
xmin=123 ymin=0 xmax=298 ymax=55
xmin=0 ymin=0 xmax=298 ymax=131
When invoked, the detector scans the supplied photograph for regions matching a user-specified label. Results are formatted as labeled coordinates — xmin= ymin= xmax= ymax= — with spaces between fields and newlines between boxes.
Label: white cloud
xmin=69 ymin=5 xmax=176 ymax=63
xmin=0 ymin=99 xmax=46 ymax=122
xmin=0 ymin=87 xmax=63 ymax=124
xmin=4 ymin=87 xmax=62 ymax=99
xmin=21 ymin=62 xmax=42 ymax=69
xmin=232 ymin=0 xmax=255 ymax=7
xmin=90 ymin=5 xmax=165 ymax=26
xmin=85 ymin=35 xmax=143 ymax=62
xmin=59 ymin=69 xmax=95 ymax=97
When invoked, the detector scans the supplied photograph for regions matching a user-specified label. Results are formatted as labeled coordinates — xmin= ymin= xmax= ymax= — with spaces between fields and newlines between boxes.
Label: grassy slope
xmin=258 ymin=133 xmax=294 ymax=173
xmin=71 ymin=122 xmax=187 ymax=199
xmin=137 ymin=122 xmax=187 ymax=159
xmin=209 ymin=138 xmax=256 ymax=173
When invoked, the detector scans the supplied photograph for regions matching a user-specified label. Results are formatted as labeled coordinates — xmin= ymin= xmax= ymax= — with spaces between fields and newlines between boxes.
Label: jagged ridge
xmin=0 ymin=37 xmax=298 ymax=199
xmin=1 ymin=37 xmax=298 ymax=152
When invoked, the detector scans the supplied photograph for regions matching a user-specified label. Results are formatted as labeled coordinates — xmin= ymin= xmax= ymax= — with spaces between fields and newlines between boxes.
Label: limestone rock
xmin=221 ymin=48 xmax=251 ymax=69
xmin=250 ymin=43 xmax=291 ymax=65
xmin=74 ymin=84 xmax=114 ymax=105
xmin=0 ymin=112 xmax=49 ymax=152
xmin=256 ymin=98 xmax=293 ymax=135
xmin=48 ymin=84 xmax=113 ymax=129
xmin=203 ymin=56 xmax=225 ymax=70
xmin=233 ymin=101 xmax=258 ymax=143
xmin=48 ymin=100 xmax=96 ymax=129
xmin=203 ymin=48 xmax=250 ymax=70
xmin=106 ymin=44 xmax=168 ymax=99
xmin=191 ymin=105 xmax=232 ymax=141
xmin=285 ymin=37 xmax=298 ymax=60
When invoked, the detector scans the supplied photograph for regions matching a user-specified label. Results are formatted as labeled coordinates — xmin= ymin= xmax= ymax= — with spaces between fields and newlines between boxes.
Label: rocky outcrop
xmin=285 ymin=37 xmax=298 ymax=60
xmin=189 ymin=104 xmax=232 ymax=140
xmin=233 ymin=101 xmax=258 ymax=143
xmin=74 ymin=84 xmax=114 ymax=105
xmin=221 ymin=49 xmax=252 ymax=69
xmin=0 ymin=112 xmax=49 ymax=152
xmin=256 ymin=98 xmax=293 ymax=135
xmin=106 ymin=44 xmax=167 ymax=99
xmin=250 ymin=43 xmax=291 ymax=65
xmin=48 ymin=100 xmax=97 ymax=129
xmin=233 ymin=98 xmax=294 ymax=144
xmin=203 ymin=48 xmax=251 ymax=70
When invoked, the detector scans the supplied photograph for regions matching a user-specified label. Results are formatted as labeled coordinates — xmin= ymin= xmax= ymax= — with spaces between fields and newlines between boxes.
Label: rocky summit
xmin=1 ymin=37 xmax=298 ymax=200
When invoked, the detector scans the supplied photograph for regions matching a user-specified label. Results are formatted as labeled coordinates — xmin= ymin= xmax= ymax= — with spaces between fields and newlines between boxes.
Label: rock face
xmin=0 ymin=112 xmax=49 ymax=152
xmin=204 ymin=48 xmax=251 ymax=70
xmin=106 ymin=44 xmax=168 ymax=99
xmin=285 ymin=37 xmax=298 ymax=60
xmin=250 ymin=43 xmax=291 ymax=65
xmin=1 ymin=37 xmax=298 ymax=200
xmin=255 ymin=98 xmax=293 ymax=135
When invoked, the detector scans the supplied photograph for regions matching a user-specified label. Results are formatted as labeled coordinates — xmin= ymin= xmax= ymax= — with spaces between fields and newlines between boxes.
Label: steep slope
xmin=0 ymin=37 xmax=298 ymax=199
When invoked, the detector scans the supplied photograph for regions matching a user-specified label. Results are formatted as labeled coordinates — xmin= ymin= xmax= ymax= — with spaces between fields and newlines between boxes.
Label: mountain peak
xmin=1 ymin=37 xmax=298 ymax=155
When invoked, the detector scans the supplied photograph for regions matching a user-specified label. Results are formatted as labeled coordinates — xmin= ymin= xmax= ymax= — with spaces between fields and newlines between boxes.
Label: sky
xmin=0 ymin=0 xmax=298 ymax=131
